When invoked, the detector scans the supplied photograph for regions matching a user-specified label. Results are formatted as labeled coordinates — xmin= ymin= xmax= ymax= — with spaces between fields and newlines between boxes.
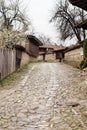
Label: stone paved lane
xmin=0 ymin=63 xmax=87 ymax=130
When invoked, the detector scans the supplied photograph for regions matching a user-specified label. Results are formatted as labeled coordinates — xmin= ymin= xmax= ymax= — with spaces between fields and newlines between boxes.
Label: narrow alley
xmin=0 ymin=62 xmax=87 ymax=130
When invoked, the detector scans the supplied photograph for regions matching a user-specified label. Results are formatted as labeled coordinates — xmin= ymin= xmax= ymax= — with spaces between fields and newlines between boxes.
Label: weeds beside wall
xmin=65 ymin=47 xmax=83 ymax=68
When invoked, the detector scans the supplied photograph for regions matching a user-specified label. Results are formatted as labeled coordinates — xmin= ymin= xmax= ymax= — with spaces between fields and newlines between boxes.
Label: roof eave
xmin=69 ymin=0 xmax=87 ymax=11
xmin=75 ymin=20 xmax=87 ymax=29
xmin=27 ymin=35 xmax=43 ymax=46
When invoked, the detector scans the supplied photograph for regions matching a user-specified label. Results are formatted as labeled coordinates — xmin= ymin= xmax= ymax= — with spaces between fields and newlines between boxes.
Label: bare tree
xmin=0 ymin=0 xmax=30 ymax=48
xmin=50 ymin=0 xmax=87 ymax=42
xmin=0 ymin=28 xmax=27 ymax=48
xmin=38 ymin=34 xmax=52 ymax=45
xmin=27 ymin=25 xmax=35 ymax=35
xmin=0 ymin=0 xmax=30 ymax=31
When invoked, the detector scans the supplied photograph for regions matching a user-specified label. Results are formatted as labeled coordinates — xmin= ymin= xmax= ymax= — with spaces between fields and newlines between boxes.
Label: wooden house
xmin=69 ymin=0 xmax=87 ymax=29
xmin=26 ymin=35 xmax=43 ymax=58
xmin=75 ymin=19 xmax=87 ymax=29
xmin=15 ymin=35 xmax=43 ymax=68
xmin=0 ymin=35 xmax=43 ymax=81
xmin=38 ymin=45 xmax=67 ymax=61
xmin=69 ymin=0 xmax=87 ymax=11
xmin=39 ymin=46 xmax=54 ymax=61
xmin=53 ymin=47 xmax=67 ymax=62
xmin=39 ymin=46 xmax=54 ymax=54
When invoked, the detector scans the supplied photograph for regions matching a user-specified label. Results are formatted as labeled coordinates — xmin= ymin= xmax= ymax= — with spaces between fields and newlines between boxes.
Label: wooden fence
xmin=0 ymin=48 xmax=16 ymax=80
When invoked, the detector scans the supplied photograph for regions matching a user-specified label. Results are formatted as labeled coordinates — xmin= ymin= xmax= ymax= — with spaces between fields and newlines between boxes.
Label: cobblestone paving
xmin=0 ymin=62 xmax=87 ymax=130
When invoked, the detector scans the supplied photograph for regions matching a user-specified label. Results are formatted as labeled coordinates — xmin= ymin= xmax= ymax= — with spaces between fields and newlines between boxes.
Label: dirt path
xmin=0 ymin=62 xmax=87 ymax=130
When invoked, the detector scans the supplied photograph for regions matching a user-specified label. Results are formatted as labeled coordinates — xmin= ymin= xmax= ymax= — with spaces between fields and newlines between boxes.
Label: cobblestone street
xmin=0 ymin=62 xmax=87 ymax=130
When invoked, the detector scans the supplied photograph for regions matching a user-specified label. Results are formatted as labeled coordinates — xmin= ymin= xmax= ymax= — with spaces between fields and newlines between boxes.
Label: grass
xmin=0 ymin=64 xmax=29 ymax=87
xmin=64 ymin=60 xmax=80 ymax=69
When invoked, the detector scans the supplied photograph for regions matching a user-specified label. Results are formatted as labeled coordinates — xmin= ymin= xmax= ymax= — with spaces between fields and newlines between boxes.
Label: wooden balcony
xmin=75 ymin=15 xmax=87 ymax=29
xmin=75 ymin=19 xmax=87 ymax=29
xmin=69 ymin=0 xmax=87 ymax=11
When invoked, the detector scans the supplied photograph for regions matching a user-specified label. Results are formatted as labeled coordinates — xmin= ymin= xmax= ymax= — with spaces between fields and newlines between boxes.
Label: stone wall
xmin=20 ymin=52 xmax=30 ymax=67
xmin=65 ymin=47 xmax=83 ymax=67
xmin=45 ymin=53 xmax=56 ymax=61
xmin=37 ymin=55 xmax=43 ymax=61
xmin=37 ymin=53 xmax=56 ymax=62
xmin=21 ymin=52 xmax=38 ymax=66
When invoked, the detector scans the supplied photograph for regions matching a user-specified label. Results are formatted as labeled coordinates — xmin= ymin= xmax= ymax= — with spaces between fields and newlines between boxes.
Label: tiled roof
xmin=65 ymin=44 xmax=82 ymax=53
xmin=39 ymin=45 xmax=66 ymax=51
xmin=27 ymin=35 xmax=43 ymax=46
xmin=14 ymin=45 xmax=25 ymax=51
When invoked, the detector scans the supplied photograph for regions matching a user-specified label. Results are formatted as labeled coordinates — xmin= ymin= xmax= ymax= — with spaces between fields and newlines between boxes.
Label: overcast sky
xmin=26 ymin=0 xmax=58 ymax=43
xmin=21 ymin=0 xmax=76 ymax=45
